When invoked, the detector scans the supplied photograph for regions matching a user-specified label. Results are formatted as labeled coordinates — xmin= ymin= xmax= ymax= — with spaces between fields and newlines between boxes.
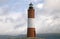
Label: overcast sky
xmin=0 ymin=0 xmax=60 ymax=36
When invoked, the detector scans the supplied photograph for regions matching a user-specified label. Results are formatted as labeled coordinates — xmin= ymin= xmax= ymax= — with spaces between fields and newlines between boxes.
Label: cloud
xmin=31 ymin=0 xmax=60 ymax=34
xmin=0 ymin=10 xmax=27 ymax=35
xmin=44 ymin=0 xmax=60 ymax=9
xmin=35 ymin=0 xmax=60 ymax=33
xmin=0 ymin=5 xmax=9 ymax=15
xmin=0 ymin=0 xmax=28 ymax=35
xmin=36 ymin=3 xmax=43 ymax=9
xmin=35 ymin=13 xmax=60 ymax=33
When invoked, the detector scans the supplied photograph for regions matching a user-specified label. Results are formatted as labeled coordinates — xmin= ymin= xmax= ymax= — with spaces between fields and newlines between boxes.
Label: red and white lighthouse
xmin=27 ymin=3 xmax=36 ymax=37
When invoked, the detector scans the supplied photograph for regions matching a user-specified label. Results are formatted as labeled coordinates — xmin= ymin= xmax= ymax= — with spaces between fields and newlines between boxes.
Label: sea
xmin=37 ymin=34 xmax=60 ymax=39
xmin=0 ymin=34 xmax=60 ymax=39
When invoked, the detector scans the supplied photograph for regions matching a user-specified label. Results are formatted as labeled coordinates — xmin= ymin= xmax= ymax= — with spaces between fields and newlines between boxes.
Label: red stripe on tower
xmin=27 ymin=3 xmax=36 ymax=37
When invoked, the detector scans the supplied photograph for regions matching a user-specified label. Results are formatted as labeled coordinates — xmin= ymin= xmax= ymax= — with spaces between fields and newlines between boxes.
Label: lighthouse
xmin=27 ymin=3 xmax=36 ymax=37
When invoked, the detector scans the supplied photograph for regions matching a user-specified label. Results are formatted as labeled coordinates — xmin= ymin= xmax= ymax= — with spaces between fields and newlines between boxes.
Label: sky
xmin=0 ymin=0 xmax=60 ymax=36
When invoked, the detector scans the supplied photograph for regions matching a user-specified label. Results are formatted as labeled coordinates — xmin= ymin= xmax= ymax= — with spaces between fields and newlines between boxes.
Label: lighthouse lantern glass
xmin=29 ymin=3 xmax=33 ymax=7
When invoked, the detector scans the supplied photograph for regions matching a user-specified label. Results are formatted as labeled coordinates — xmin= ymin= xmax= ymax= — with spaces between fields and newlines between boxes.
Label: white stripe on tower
xmin=28 ymin=18 xmax=35 ymax=28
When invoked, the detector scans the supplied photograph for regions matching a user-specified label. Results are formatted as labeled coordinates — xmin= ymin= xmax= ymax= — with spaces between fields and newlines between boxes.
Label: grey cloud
xmin=34 ymin=0 xmax=60 ymax=33
xmin=44 ymin=0 xmax=60 ymax=9
xmin=0 ymin=5 xmax=9 ymax=15
xmin=0 ymin=11 xmax=27 ymax=35
xmin=35 ymin=3 xmax=60 ymax=34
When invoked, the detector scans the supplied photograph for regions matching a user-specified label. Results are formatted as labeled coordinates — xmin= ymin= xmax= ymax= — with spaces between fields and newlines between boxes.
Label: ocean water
xmin=37 ymin=34 xmax=60 ymax=39
xmin=0 ymin=34 xmax=60 ymax=39
xmin=40 ymin=36 xmax=60 ymax=39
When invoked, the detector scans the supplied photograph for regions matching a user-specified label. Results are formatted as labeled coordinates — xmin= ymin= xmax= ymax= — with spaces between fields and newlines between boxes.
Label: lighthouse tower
xmin=27 ymin=3 xmax=36 ymax=37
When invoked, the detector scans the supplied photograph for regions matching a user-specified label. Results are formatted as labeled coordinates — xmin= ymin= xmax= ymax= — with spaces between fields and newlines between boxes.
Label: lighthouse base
xmin=27 ymin=28 xmax=36 ymax=37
